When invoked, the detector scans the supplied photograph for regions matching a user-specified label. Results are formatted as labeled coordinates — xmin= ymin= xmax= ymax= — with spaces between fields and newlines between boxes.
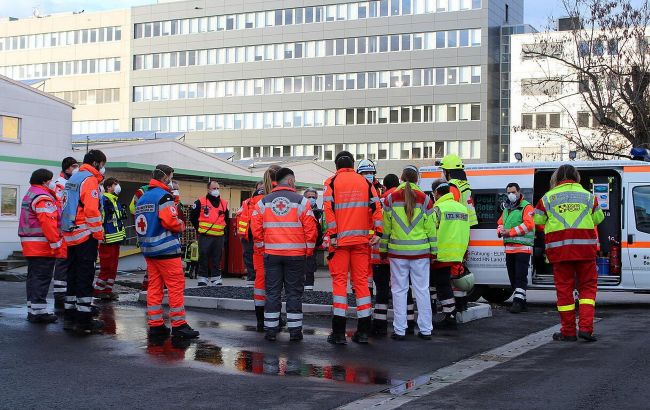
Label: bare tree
xmin=519 ymin=0 xmax=650 ymax=159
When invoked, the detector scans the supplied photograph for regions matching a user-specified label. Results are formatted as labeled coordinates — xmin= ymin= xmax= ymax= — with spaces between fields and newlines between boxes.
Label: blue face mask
xmin=308 ymin=198 xmax=318 ymax=209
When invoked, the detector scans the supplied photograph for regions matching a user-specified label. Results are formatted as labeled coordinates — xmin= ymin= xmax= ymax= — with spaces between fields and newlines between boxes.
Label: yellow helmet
xmin=440 ymin=154 xmax=464 ymax=170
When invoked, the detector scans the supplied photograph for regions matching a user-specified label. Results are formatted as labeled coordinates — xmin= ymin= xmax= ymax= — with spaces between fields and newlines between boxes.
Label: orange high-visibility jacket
xmin=236 ymin=194 xmax=263 ymax=239
xmin=323 ymin=168 xmax=383 ymax=247
xmin=63 ymin=164 xmax=104 ymax=246
xmin=251 ymin=186 xmax=318 ymax=257
xmin=197 ymin=196 xmax=228 ymax=236
xmin=19 ymin=186 xmax=66 ymax=258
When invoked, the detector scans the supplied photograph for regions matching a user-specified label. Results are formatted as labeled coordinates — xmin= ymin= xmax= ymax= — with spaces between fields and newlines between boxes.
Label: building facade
xmin=1 ymin=0 xmax=523 ymax=173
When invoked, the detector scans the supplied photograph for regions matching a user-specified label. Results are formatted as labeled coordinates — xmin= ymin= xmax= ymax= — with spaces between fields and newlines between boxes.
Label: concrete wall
xmin=0 ymin=78 xmax=73 ymax=258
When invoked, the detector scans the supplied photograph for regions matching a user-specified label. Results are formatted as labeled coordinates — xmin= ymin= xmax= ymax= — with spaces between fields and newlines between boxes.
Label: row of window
xmin=520 ymin=78 xmax=562 ymax=96
xmin=132 ymin=66 xmax=481 ymax=102
xmin=203 ymin=139 xmax=481 ymax=162
xmin=51 ymin=88 xmax=120 ymax=106
xmin=521 ymin=38 xmax=622 ymax=61
xmin=133 ymin=29 xmax=482 ymax=70
xmin=72 ymin=120 xmax=120 ymax=135
xmin=134 ymin=0 xmax=482 ymax=39
xmin=132 ymin=103 xmax=481 ymax=133
xmin=0 ymin=58 xmax=121 ymax=81
xmin=520 ymin=113 xmax=561 ymax=130
xmin=0 ymin=26 xmax=122 ymax=51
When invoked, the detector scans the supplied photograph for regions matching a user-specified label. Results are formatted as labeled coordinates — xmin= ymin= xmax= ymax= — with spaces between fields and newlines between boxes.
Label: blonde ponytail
xmin=263 ymin=165 xmax=282 ymax=194
xmin=401 ymin=167 xmax=419 ymax=223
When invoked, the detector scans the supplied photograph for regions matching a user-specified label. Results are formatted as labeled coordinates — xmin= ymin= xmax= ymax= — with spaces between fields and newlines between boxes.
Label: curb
xmin=139 ymin=292 xmax=493 ymax=323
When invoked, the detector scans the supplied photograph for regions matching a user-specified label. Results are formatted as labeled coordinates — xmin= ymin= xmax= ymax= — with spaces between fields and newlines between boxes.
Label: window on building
xmin=535 ymin=113 xmax=547 ymax=129
xmin=577 ymin=112 xmax=591 ymax=128
xmin=0 ymin=185 xmax=18 ymax=217
xmin=0 ymin=115 xmax=20 ymax=142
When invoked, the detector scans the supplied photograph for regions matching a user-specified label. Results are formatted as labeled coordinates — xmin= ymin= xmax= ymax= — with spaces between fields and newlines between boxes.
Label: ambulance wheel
xmin=466 ymin=285 xmax=485 ymax=303
xmin=483 ymin=287 xmax=513 ymax=304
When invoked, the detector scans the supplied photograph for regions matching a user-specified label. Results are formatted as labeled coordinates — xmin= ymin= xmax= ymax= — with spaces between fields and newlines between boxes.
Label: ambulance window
xmin=472 ymin=190 xmax=507 ymax=229
xmin=632 ymin=186 xmax=650 ymax=234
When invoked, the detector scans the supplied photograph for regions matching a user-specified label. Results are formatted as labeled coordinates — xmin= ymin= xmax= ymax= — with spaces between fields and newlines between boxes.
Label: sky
xmin=0 ymin=0 xmax=646 ymax=30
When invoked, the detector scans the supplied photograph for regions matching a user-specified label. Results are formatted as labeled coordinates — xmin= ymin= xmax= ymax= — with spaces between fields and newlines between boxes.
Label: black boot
xmin=265 ymin=329 xmax=277 ymax=341
xmin=371 ymin=319 xmax=387 ymax=337
xmin=74 ymin=319 xmax=104 ymax=335
xmin=406 ymin=321 xmax=416 ymax=335
xmin=327 ymin=316 xmax=347 ymax=345
xmin=437 ymin=313 xmax=458 ymax=330
xmin=255 ymin=306 xmax=265 ymax=332
xmin=289 ymin=330 xmax=303 ymax=341
xmin=455 ymin=296 xmax=468 ymax=312
xmin=552 ymin=332 xmax=577 ymax=342
xmin=28 ymin=313 xmax=58 ymax=324
xmin=63 ymin=311 xmax=75 ymax=331
xmin=171 ymin=323 xmax=200 ymax=339
xmin=148 ymin=324 xmax=171 ymax=338
xmin=509 ymin=298 xmax=526 ymax=314
xmin=54 ymin=296 xmax=65 ymax=313
xmin=578 ymin=331 xmax=597 ymax=342
xmin=352 ymin=317 xmax=371 ymax=344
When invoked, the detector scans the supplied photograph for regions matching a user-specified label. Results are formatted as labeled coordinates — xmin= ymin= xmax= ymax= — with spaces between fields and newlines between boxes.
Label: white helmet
xmin=356 ymin=159 xmax=376 ymax=174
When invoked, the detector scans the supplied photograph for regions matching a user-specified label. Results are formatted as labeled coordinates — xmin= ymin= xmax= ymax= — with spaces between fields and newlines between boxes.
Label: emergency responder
xmin=380 ymin=166 xmax=435 ymax=340
xmin=439 ymin=154 xmax=476 ymax=312
xmin=429 ymin=179 xmax=470 ymax=330
xmin=136 ymin=164 xmax=199 ymax=339
xmin=303 ymin=187 xmax=324 ymax=291
xmin=18 ymin=169 xmax=65 ymax=323
xmin=190 ymin=180 xmax=229 ymax=286
xmin=94 ymin=177 xmax=126 ymax=301
xmin=52 ymin=156 xmax=78 ymax=312
xmin=252 ymin=165 xmax=281 ymax=331
xmin=357 ymin=159 xmax=383 ymax=296
xmin=324 ymin=151 xmax=382 ymax=345
xmin=534 ymin=164 xmax=604 ymax=342
xmin=497 ymin=182 xmax=534 ymax=313
xmin=236 ymin=180 xmax=265 ymax=287
xmin=251 ymin=168 xmax=318 ymax=341
xmin=60 ymin=149 xmax=106 ymax=335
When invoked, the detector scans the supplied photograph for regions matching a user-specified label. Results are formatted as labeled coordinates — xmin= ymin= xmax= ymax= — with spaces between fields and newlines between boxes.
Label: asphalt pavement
xmin=1 ymin=281 xmax=650 ymax=409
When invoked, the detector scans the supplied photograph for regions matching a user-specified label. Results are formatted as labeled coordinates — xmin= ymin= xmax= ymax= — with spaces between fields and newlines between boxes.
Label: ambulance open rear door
xmin=625 ymin=181 xmax=650 ymax=290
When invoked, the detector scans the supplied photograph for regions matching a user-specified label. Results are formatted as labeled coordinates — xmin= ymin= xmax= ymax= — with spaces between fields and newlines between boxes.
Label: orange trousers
xmin=145 ymin=257 xmax=187 ymax=328
xmin=328 ymin=244 xmax=372 ymax=318
xmin=253 ymin=252 xmax=265 ymax=307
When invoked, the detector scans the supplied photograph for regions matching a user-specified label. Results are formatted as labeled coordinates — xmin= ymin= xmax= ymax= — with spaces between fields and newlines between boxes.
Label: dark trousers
xmin=506 ymin=253 xmax=530 ymax=300
xmin=305 ymin=254 xmax=317 ymax=287
xmin=372 ymin=264 xmax=415 ymax=327
xmin=26 ymin=257 xmax=55 ymax=315
xmin=198 ymin=234 xmax=224 ymax=278
xmin=52 ymin=257 xmax=70 ymax=299
xmin=430 ymin=266 xmax=456 ymax=314
xmin=241 ymin=238 xmax=255 ymax=281
xmin=264 ymin=254 xmax=305 ymax=332
xmin=65 ymin=237 xmax=98 ymax=325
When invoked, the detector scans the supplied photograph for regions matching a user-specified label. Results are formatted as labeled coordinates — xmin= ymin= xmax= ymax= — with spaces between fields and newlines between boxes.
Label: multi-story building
xmin=1 ymin=0 xmax=523 ymax=173
xmin=509 ymin=23 xmax=649 ymax=162
xmin=0 ymin=9 xmax=131 ymax=136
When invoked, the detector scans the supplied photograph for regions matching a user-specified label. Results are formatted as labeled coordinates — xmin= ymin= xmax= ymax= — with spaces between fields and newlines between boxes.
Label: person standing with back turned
xmin=324 ymin=151 xmax=382 ymax=345
xmin=534 ymin=164 xmax=604 ymax=342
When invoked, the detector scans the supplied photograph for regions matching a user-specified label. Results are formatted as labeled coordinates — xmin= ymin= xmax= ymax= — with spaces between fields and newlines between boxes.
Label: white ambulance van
xmin=419 ymin=160 xmax=650 ymax=303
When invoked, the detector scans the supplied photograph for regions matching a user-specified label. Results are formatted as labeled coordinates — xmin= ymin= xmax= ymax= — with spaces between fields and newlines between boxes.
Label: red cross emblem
xmin=271 ymin=197 xmax=290 ymax=216
xmin=135 ymin=214 xmax=148 ymax=235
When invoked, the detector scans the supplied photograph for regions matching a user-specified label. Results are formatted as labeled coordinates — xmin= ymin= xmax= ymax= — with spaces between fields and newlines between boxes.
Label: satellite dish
xmin=33 ymin=7 xmax=41 ymax=18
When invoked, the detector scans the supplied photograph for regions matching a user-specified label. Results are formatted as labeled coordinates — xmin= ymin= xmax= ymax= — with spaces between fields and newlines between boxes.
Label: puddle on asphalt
xmin=1 ymin=303 xmax=395 ymax=386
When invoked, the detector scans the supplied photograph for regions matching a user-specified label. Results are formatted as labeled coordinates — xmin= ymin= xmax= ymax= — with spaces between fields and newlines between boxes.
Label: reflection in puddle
xmin=144 ymin=337 xmax=392 ymax=385
xmin=196 ymin=320 xmax=330 ymax=337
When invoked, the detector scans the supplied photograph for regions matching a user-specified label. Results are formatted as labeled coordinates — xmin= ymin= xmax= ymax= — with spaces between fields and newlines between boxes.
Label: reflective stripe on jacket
xmin=533 ymin=181 xmax=604 ymax=262
xmin=18 ymin=185 xmax=65 ymax=258
xmin=135 ymin=179 xmax=184 ymax=258
xmin=250 ymin=186 xmax=318 ymax=256
xmin=62 ymin=164 xmax=104 ymax=245
xmin=323 ymin=168 xmax=382 ymax=247
xmin=197 ymin=196 xmax=228 ymax=236
xmin=380 ymin=183 xmax=436 ymax=259
xmin=236 ymin=194 xmax=263 ymax=239
xmin=371 ymin=187 xmax=396 ymax=264
xmin=432 ymin=193 xmax=470 ymax=262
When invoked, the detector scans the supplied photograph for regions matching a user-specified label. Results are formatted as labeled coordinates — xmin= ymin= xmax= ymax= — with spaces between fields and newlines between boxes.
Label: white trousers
xmin=389 ymin=257 xmax=433 ymax=335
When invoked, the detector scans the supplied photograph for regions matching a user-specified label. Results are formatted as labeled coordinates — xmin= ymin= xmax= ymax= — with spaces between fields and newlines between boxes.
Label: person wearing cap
xmin=52 ymin=156 xmax=79 ymax=312
xmin=439 ymin=154 xmax=476 ymax=312
xmin=251 ymin=168 xmax=318 ymax=341
xmin=380 ymin=166 xmax=436 ymax=340
xmin=303 ymin=187 xmax=324 ymax=291
xmin=323 ymin=151 xmax=383 ymax=345
xmin=429 ymin=179 xmax=470 ymax=330
xmin=136 ymin=164 xmax=199 ymax=339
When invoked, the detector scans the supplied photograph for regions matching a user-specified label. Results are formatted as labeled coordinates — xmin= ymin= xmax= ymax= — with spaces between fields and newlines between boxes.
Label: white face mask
xmin=114 ymin=184 xmax=122 ymax=195
xmin=99 ymin=166 xmax=106 ymax=175
xmin=172 ymin=190 xmax=180 ymax=197
xmin=364 ymin=174 xmax=374 ymax=183
xmin=168 ymin=178 xmax=174 ymax=189
xmin=210 ymin=189 xmax=220 ymax=197
xmin=71 ymin=167 xmax=79 ymax=175
xmin=47 ymin=180 xmax=56 ymax=191
xmin=507 ymin=193 xmax=518 ymax=203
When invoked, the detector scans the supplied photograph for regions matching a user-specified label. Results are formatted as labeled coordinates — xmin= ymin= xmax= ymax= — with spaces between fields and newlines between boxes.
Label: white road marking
xmin=338 ymin=323 xmax=562 ymax=410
